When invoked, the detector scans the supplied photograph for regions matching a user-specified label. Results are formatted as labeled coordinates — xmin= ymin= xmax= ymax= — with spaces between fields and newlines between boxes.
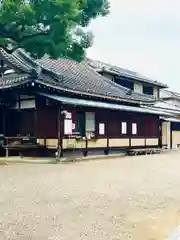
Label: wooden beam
xmin=2 ymin=107 xmax=6 ymax=136
xmin=33 ymin=108 xmax=37 ymax=138
xmin=106 ymin=110 xmax=110 ymax=155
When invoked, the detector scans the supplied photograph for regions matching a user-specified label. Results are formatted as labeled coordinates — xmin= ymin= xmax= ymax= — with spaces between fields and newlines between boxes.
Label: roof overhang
xmin=160 ymin=117 xmax=180 ymax=123
xmin=141 ymin=105 xmax=180 ymax=115
xmin=95 ymin=68 xmax=167 ymax=88
xmin=38 ymin=93 xmax=172 ymax=117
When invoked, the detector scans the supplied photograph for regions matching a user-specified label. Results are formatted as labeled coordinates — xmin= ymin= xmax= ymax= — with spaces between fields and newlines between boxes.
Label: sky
xmin=87 ymin=0 xmax=180 ymax=91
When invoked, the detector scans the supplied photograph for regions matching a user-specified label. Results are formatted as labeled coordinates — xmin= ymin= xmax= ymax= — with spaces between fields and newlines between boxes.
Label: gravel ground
xmin=1 ymin=152 xmax=180 ymax=240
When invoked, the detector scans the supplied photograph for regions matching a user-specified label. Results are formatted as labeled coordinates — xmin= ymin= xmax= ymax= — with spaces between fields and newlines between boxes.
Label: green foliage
xmin=0 ymin=0 xmax=110 ymax=61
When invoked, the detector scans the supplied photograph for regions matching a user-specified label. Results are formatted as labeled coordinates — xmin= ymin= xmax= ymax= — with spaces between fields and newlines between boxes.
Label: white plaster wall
xmin=133 ymin=83 xmax=143 ymax=93
xmin=162 ymin=121 xmax=171 ymax=149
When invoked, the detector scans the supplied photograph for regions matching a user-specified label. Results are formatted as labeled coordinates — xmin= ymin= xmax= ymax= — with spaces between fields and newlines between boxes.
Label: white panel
xmin=121 ymin=122 xmax=127 ymax=134
xmin=134 ymin=83 xmax=143 ymax=93
xmin=109 ymin=138 xmax=129 ymax=147
xmin=131 ymin=138 xmax=145 ymax=146
xmin=99 ymin=123 xmax=105 ymax=135
xmin=146 ymin=138 xmax=158 ymax=146
xmin=162 ymin=121 xmax=171 ymax=149
xmin=132 ymin=123 xmax=137 ymax=135
xmin=20 ymin=99 xmax=35 ymax=109
xmin=64 ymin=119 xmax=72 ymax=135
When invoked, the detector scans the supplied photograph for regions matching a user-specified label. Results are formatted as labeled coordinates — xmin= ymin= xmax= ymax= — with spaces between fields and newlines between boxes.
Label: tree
xmin=0 ymin=0 xmax=110 ymax=61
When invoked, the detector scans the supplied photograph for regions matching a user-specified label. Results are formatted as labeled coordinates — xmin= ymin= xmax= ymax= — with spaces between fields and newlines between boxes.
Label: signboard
xmin=99 ymin=123 xmax=105 ymax=135
xmin=64 ymin=119 xmax=72 ymax=135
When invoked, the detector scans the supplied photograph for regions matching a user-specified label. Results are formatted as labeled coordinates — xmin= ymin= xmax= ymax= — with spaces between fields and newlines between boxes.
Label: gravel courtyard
xmin=1 ymin=152 xmax=180 ymax=240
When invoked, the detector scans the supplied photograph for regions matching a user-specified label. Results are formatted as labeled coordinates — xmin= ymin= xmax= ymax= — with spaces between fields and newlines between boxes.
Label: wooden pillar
xmin=57 ymin=106 xmax=63 ymax=160
xmin=158 ymin=119 xmax=162 ymax=148
xmin=170 ymin=122 xmax=172 ymax=149
xmin=57 ymin=107 xmax=61 ymax=160
xmin=106 ymin=110 xmax=110 ymax=155
xmin=2 ymin=107 xmax=6 ymax=136
xmin=84 ymin=137 xmax=88 ymax=157
xmin=34 ymin=108 xmax=37 ymax=138
xmin=2 ymin=107 xmax=9 ymax=157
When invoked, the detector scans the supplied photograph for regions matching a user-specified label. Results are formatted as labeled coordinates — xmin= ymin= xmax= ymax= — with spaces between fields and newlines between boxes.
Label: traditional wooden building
xmin=0 ymin=48 xmax=174 ymax=157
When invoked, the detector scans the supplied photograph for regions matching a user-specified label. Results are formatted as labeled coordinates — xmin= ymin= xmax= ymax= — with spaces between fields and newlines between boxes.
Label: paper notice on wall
xmin=64 ymin=119 xmax=72 ymax=135
xmin=99 ymin=123 xmax=105 ymax=135
xmin=132 ymin=123 xmax=137 ymax=135
xmin=121 ymin=122 xmax=127 ymax=134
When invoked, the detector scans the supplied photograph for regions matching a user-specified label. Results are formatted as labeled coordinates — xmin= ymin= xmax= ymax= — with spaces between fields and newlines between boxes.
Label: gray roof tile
xmin=37 ymin=58 xmax=155 ymax=103
xmin=0 ymin=72 xmax=30 ymax=89
xmin=160 ymin=89 xmax=180 ymax=100
xmin=0 ymin=48 xmax=156 ymax=103
xmin=86 ymin=58 xmax=167 ymax=88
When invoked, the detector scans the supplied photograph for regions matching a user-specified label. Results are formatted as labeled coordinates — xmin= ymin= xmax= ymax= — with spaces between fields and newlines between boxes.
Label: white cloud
xmin=87 ymin=0 xmax=180 ymax=91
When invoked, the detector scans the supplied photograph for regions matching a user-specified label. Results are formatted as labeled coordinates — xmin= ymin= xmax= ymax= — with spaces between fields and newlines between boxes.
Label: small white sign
xmin=132 ymin=123 xmax=137 ymax=135
xmin=64 ymin=119 xmax=72 ymax=135
xmin=99 ymin=123 xmax=105 ymax=135
xmin=121 ymin=122 xmax=127 ymax=134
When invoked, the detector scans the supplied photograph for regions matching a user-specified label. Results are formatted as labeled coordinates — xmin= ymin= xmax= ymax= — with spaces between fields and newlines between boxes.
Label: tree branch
xmin=0 ymin=25 xmax=48 ymax=43
xmin=0 ymin=31 xmax=50 ymax=55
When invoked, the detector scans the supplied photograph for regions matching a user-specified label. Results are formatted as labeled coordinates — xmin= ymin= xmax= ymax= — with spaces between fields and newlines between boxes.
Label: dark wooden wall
xmin=105 ymin=111 xmax=159 ymax=138
xmin=62 ymin=107 xmax=160 ymax=139
xmin=36 ymin=106 xmax=58 ymax=138
xmin=4 ymin=96 xmax=160 ymax=140
xmin=6 ymin=109 xmax=35 ymax=136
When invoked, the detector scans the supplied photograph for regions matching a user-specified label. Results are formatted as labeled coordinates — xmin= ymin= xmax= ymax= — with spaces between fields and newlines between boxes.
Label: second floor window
xmin=115 ymin=77 xmax=134 ymax=90
xmin=143 ymin=86 xmax=154 ymax=95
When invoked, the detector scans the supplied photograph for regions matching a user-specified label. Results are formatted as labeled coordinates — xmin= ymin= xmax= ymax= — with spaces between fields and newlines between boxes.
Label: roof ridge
xmin=15 ymin=49 xmax=38 ymax=69
xmin=0 ymin=48 xmax=34 ymax=73
xmin=86 ymin=57 xmax=136 ymax=75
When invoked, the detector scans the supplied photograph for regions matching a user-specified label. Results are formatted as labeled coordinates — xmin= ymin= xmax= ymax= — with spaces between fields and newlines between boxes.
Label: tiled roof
xmin=86 ymin=58 xmax=167 ymax=88
xmin=142 ymin=101 xmax=180 ymax=115
xmin=153 ymin=101 xmax=180 ymax=111
xmin=0 ymin=48 xmax=156 ymax=103
xmin=0 ymin=48 xmax=36 ymax=73
xmin=37 ymin=58 xmax=155 ymax=103
xmin=0 ymin=72 xmax=31 ymax=89
xmin=160 ymin=89 xmax=180 ymax=100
